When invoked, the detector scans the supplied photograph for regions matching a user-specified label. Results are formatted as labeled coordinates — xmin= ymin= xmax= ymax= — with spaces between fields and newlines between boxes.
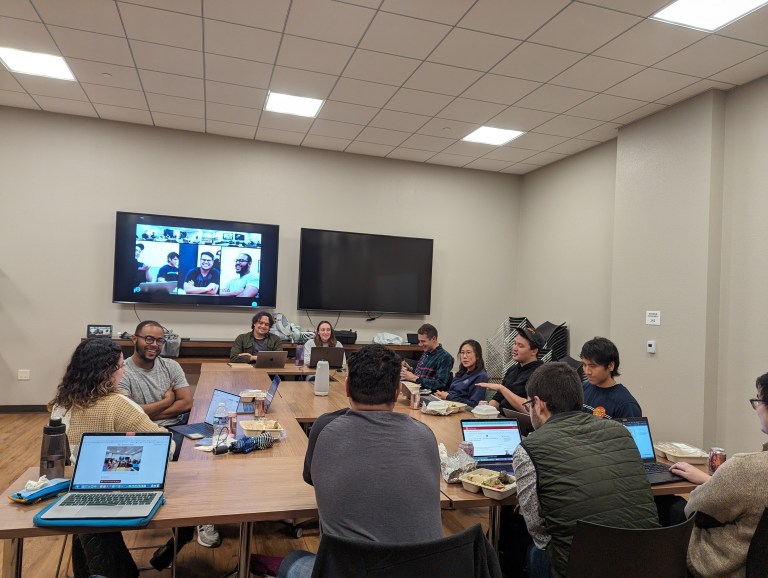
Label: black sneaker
xmin=150 ymin=538 xmax=174 ymax=571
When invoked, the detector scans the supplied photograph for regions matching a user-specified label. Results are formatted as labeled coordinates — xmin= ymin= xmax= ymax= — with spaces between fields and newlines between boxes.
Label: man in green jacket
xmin=513 ymin=363 xmax=658 ymax=578
xmin=229 ymin=310 xmax=283 ymax=363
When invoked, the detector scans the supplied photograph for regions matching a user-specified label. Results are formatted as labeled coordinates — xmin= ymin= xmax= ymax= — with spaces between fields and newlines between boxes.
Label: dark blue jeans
xmin=527 ymin=545 xmax=552 ymax=578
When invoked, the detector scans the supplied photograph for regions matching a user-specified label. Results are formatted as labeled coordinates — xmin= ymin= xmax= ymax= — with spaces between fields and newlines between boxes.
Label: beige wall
xmin=0 ymin=106 xmax=521 ymax=405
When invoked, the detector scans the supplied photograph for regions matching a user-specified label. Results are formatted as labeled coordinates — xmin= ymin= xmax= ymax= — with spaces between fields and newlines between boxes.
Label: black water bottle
xmin=40 ymin=417 xmax=70 ymax=478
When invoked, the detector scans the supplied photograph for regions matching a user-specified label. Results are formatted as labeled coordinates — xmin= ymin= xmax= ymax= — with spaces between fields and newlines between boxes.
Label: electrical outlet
xmin=17 ymin=369 xmax=30 ymax=380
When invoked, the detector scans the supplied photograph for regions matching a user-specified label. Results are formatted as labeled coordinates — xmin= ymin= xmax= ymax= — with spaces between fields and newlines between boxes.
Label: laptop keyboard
xmin=60 ymin=493 xmax=156 ymax=507
xmin=645 ymin=463 xmax=672 ymax=474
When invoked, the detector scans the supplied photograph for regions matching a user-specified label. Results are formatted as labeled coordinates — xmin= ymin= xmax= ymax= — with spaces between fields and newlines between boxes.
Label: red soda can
xmin=708 ymin=447 xmax=726 ymax=475
xmin=410 ymin=390 xmax=421 ymax=410
xmin=458 ymin=441 xmax=474 ymax=457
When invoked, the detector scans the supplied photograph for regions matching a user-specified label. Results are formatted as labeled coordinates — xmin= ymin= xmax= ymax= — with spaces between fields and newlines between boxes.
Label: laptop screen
xmin=206 ymin=389 xmax=241 ymax=424
xmin=461 ymin=419 xmax=522 ymax=465
xmin=266 ymin=376 xmax=281 ymax=410
xmin=617 ymin=417 xmax=656 ymax=461
xmin=72 ymin=433 xmax=171 ymax=491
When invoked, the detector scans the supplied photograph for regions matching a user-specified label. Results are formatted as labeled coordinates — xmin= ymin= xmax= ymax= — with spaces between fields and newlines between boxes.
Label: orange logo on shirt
xmin=592 ymin=406 xmax=606 ymax=418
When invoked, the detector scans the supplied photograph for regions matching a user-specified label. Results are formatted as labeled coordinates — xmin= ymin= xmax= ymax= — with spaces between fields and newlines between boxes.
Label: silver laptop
xmin=252 ymin=350 xmax=287 ymax=368
xmin=138 ymin=281 xmax=177 ymax=293
xmin=171 ymin=389 xmax=240 ymax=438
xmin=308 ymin=347 xmax=345 ymax=369
xmin=42 ymin=432 xmax=171 ymax=520
xmin=460 ymin=418 xmax=522 ymax=472
xmin=502 ymin=408 xmax=535 ymax=437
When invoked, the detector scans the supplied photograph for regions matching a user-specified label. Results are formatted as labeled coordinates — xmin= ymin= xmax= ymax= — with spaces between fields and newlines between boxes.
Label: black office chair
xmin=747 ymin=507 xmax=768 ymax=578
xmin=310 ymin=524 xmax=501 ymax=578
xmin=566 ymin=515 xmax=695 ymax=578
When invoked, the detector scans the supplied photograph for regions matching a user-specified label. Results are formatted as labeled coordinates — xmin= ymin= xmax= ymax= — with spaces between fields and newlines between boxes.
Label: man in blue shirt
xmin=400 ymin=323 xmax=454 ymax=391
xmin=580 ymin=337 xmax=641 ymax=419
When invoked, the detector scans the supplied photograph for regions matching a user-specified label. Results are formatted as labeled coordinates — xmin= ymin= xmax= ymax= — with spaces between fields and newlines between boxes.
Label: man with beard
xmin=183 ymin=251 xmax=220 ymax=295
xmin=219 ymin=252 xmax=259 ymax=297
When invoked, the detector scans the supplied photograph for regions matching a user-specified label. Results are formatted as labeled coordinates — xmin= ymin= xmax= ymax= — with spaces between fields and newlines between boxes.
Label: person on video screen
xmin=156 ymin=252 xmax=179 ymax=282
xmin=183 ymin=252 xmax=220 ymax=295
xmin=134 ymin=244 xmax=150 ymax=290
xmin=219 ymin=253 xmax=259 ymax=298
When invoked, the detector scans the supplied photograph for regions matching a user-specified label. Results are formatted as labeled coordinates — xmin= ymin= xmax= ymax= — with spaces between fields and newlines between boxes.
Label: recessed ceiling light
xmin=264 ymin=92 xmax=323 ymax=117
xmin=462 ymin=126 xmax=525 ymax=146
xmin=0 ymin=47 xmax=75 ymax=80
xmin=652 ymin=0 xmax=768 ymax=32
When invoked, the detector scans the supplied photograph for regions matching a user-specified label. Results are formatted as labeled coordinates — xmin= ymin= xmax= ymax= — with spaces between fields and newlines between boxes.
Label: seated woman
xmin=303 ymin=320 xmax=345 ymax=366
xmin=670 ymin=371 xmax=768 ymax=577
xmin=230 ymin=310 xmax=284 ymax=363
xmin=434 ymin=339 xmax=488 ymax=407
xmin=50 ymin=339 xmax=174 ymax=578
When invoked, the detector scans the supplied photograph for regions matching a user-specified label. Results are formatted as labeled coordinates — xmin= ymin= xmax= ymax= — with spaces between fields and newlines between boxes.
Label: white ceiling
xmin=1 ymin=0 xmax=767 ymax=174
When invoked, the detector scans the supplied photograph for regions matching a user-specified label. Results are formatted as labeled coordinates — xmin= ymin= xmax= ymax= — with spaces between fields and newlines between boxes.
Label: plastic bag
xmin=373 ymin=332 xmax=403 ymax=345
xmin=161 ymin=329 xmax=181 ymax=357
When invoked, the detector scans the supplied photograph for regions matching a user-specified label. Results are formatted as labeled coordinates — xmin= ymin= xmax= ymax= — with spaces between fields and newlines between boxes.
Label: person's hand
xmin=669 ymin=462 xmax=711 ymax=485
xmin=435 ymin=391 xmax=448 ymax=400
xmin=401 ymin=360 xmax=411 ymax=370
xmin=237 ymin=352 xmax=251 ymax=358
xmin=400 ymin=369 xmax=416 ymax=381
xmin=476 ymin=382 xmax=500 ymax=392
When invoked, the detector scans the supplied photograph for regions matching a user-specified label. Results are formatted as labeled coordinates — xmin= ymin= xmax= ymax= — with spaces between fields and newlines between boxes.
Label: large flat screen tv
xmin=113 ymin=212 xmax=279 ymax=308
xmin=298 ymin=228 xmax=433 ymax=314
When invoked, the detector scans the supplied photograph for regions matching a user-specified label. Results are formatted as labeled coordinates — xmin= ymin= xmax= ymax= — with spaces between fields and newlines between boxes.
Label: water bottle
xmin=314 ymin=360 xmax=330 ymax=396
xmin=294 ymin=343 xmax=304 ymax=366
xmin=212 ymin=402 xmax=228 ymax=442
xmin=40 ymin=416 xmax=70 ymax=478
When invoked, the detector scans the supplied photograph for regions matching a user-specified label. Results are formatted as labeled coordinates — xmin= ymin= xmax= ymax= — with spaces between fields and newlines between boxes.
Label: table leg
xmin=172 ymin=527 xmax=178 ymax=578
xmin=488 ymin=505 xmax=501 ymax=552
xmin=2 ymin=538 xmax=23 ymax=578
xmin=238 ymin=521 xmax=252 ymax=578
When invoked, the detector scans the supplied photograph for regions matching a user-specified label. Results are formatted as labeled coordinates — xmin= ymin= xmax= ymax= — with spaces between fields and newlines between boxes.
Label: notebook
xmin=615 ymin=417 xmax=684 ymax=485
xmin=239 ymin=375 xmax=281 ymax=414
xmin=41 ymin=432 xmax=171 ymax=520
xmin=138 ymin=281 xmax=176 ymax=294
xmin=170 ymin=389 xmax=240 ymax=438
xmin=460 ymin=418 xmax=522 ymax=472
xmin=502 ymin=408 xmax=535 ymax=437
xmin=308 ymin=346 xmax=345 ymax=369
xmin=252 ymin=350 xmax=287 ymax=368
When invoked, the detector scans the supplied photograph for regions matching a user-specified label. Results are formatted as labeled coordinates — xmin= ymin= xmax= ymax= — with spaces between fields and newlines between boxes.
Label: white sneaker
xmin=197 ymin=524 xmax=221 ymax=548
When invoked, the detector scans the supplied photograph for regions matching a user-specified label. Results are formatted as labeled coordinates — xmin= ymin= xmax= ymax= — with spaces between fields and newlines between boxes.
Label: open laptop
xmin=170 ymin=389 xmax=240 ymax=438
xmin=308 ymin=347 xmax=345 ymax=369
xmin=252 ymin=350 xmax=287 ymax=368
xmin=460 ymin=418 xmax=522 ymax=472
xmin=616 ymin=417 xmax=683 ymax=485
xmin=238 ymin=375 xmax=281 ymax=414
xmin=138 ymin=281 xmax=176 ymax=294
xmin=406 ymin=333 xmax=419 ymax=345
xmin=41 ymin=432 xmax=171 ymax=520
xmin=502 ymin=408 xmax=535 ymax=437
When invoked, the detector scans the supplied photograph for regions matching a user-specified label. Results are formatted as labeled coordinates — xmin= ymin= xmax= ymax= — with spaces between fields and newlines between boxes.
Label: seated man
xmin=183 ymin=251 xmax=220 ymax=295
xmin=278 ymin=344 xmax=443 ymax=577
xmin=513 ymin=363 xmax=659 ymax=578
xmin=219 ymin=252 xmax=259 ymax=297
xmin=580 ymin=337 xmax=641 ymax=419
xmin=399 ymin=323 xmax=454 ymax=391
xmin=229 ymin=311 xmax=283 ymax=363
xmin=156 ymin=251 xmax=179 ymax=282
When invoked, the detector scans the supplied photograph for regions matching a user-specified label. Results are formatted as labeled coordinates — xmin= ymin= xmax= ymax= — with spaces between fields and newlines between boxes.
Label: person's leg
xmin=277 ymin=551 xmax=315 ymax=578
xmin=526 ymin=544 xmax=552 ymax=578
xmin=150 ymin=526 xmax=196 ymax=571
xmin=77 ymin=532 xmax=139 ymax=578
xmin=71 ymin=534 xmax=90 ymax=578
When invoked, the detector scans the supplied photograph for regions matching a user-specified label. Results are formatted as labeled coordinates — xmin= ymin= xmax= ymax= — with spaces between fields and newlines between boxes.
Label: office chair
xmin=747 ymin=507 xmax=768 ymax=578
xmin=566 ymin=515 xmax=695 ymax=578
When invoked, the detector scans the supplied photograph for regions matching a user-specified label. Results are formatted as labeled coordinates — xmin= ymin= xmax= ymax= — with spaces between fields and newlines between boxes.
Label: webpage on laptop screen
xmin=73 ymin=435 xmax=169 ymax=490
xmin=623 ymin=422 xmax=655 ymax=459
xmin=462 ymin=420 xmax=522 ymax=457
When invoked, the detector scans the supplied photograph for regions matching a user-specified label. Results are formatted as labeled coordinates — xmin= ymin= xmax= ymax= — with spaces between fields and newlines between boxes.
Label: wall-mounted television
xmin=297 ymin=228 xmax=433 ymax=315
xmin=113 ymin=212 xmax=279 ymax=308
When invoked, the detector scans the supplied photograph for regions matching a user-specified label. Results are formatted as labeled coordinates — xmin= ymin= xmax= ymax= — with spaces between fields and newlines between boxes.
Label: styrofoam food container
xmin=240 ymin=419 xmax=284 ymax=439
xmin=471 ymin=404 xmax=500 ymax=417
xmin=654 ymin=442 xmax=708 ymax=464
xmin=459 ymin=469 xmax=499 ymax=493
xmin=481 ymin=482 xmax=516 ymax=500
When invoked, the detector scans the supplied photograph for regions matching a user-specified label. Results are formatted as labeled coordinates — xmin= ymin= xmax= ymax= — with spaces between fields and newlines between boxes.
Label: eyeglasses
xmin=234 ymin=258 xmax=249 ymax=263
xmin=136 ymin=335 xmax=167 ymax=346
xmin=749 ymin=398 xmax=766 ymax=410
xmin=522 ymin=399 xmax=534 ymax=414
xmin=459 ymin=350 xmax=474 ymax=356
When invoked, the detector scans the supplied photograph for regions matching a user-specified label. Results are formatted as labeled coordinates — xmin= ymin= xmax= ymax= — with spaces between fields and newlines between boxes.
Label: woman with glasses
xmin=669 ymin=372 xmax=768 ymax=577
xmin=434 ymin=339 xmax=488 ymax=407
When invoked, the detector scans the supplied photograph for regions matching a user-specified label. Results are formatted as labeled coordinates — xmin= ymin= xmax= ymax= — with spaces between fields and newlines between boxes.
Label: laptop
xmin=252 ymin=350 xmax=288 ymax=368
xmin=502 ymin=408 xmax=535 ymax=437
xmin=138 ymin=281 xmax=177 ymax=294
xmin=460 ymin=418 xmax=522 ymax=472
xmin=616 ymin=417 xmax=684 ymax=485
xmin=238 ymin=375 xmax=281 ymax=414
xmin=41 ymin=432 xmax=171 ymax=520
xmin=406 ymin=333 xmax=419 ymax=345
xmin=170 ymin=389 xmax=240 ymax=438
xmin=308 ymin=347 xmax=345 ymax=369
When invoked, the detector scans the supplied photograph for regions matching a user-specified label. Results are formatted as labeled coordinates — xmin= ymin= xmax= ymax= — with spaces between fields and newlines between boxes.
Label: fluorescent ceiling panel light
xmin=652 ymin=0 xmax=768 ymax=31
xmin=462 ymin=126 xmax=525 ymax=146
xmin=0 ymin=47 xmax=74 ymax=80
xmin=264 ymin=92 xmax=323 ymax=117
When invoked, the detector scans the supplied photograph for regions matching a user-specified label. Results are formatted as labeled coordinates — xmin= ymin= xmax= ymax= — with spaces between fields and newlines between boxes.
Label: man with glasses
xmin=220 ymin=252 xmax=259 ymax=297
xmin=183 ymin=251 xmax=220 ymax=295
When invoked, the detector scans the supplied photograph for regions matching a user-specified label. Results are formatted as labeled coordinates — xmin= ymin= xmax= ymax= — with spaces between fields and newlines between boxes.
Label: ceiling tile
xmin=491 ymin=42 xmax=584 ymax=83
xmin=206 ymin=119 xmax=257 ymax=139
xmin=0 ymin=0 xmax=39 ymax=20
xmin=259 ymin=110 xmax=313 ymax=132
xmin=385 ymin=87 xmax=453 ymax=115
xmin=606 ymin=68 xmax=699 ymax=101
xmin=356 ymin=126 xmax=410 ymax=146
xmin=130 ymin=40 xmax=203 ymax=78
xmin=655 ymin=36 xmax=766 ymax=79
xmin=502 ymin=162 xmax=539 ymax=174
xmin=153 ymin=112 xmax=205 ymax=132
xmin=204 ymin=19 xmax=280 ymax=63
xmin=93 ymin=103 xmax=153 ymax=124
xmin=488 ymin=106 xmax=557 ymax=131
xmin=711 ymin=51 xmax=768 ymax=85
xmin=34 ymin=95 xmax=97 ymax=117
xmin=119 ymin=3 xmax=202 ymax=51
xmin=66 ymin=58 xmax=142 ymax=90
xmin=427 ymin=152 xmax=472 ymax=167
xmin=15 ymin=75 xmax=87 ymax=100
xmin=514 ymin=84 xmax=595 ymax=113
xmin=387 ymin=147 xmax=435 ymax=162
xmin=269 ymin=66 xmax=337 ymax=100
xmin=0 ymin=16 xmax=58 ymax=53
xmin=529 ymin=3 xmax=641 ymax=53
xmin=286 ymin=0 xmax=374 ymax=45
xmin=317 ymin=100 xmax=378 ymax=125
xmin=48 ymin=26 xmax=134 ymax=67
xmin=343 ymin=50 xmax=420 ymax=86
xmin=610 ymin=102 xmax=666 ymax=125
xmin=594 ymin=19 xmax=705 ymax=67
xmin=417 ymin=117 xmax=480 ymax=139
xmin=404 ymin=62 xmax=483 ymax=96
xmin=206 ymin=80 xmax=266 ymax=108
xmin=205 ymin=54 xmax=271 ymax=89
xmin=302 ymin=134 xmax=351 ymax=151
xmin=507 ymin=132 xmax=568 ymax=151
xmin=330 ymin=78 xmax=399 ymax=107
xmin=547 ymin=138 xmax=601 ymax=155
xmin=577 ymin=122 xmax=621 ymax=141
xmin=441 ymin=140 xmax=496 ymax=157
xmin=381 ymin=0 xmax=475 ymax=25
xmin=204 ymin=0 xmax=289 ymax=32
xmin=0 ymin=70 xmax=23 ymax=92
xmin=567 ymin=93 xmax=647 ymax=121
xmin=35 ymin=0 xmax=124 ymax=34
xmin=309 ymin=118 xmax=364 ymax=139
xmin=460 ymin=74 xmax=540 ymax=105
xmin=400 ymin=133 xmax=454 ymax=152
xmin=123 ymin=0 xmax=201 ymax=15
xmin=532 ymin=115 xmax=604 ymax=138
xmin=277 ymin=36 xmax=354 ymax=76
xmin=655 ymin=79 xmax=734 ymax=106
xmin=436 ymin=98 xmax=506 ymax=124
xmin=465 ymin=158 xmax=512 ymax=171
xmin=584 ymin=0 xmax=669 ymax=17
xmin=459 ymin=0 xmax=570 ymax=40
xmin=146 ymin=92 xmax=204 ymax=117
xmin=0 ymin=89 xmax=39 ymax=109
xmin=342 ymin=0 xmax=380 ymax=7
xmin=718 ymin=4 xmax=768 ymax=47
xmin=139 ymin=69 xmax=204 ymax=99
xmin=359 ymin=12 xmax=450 ymax=59
xmin=207 ymin=101 xmax=261 ymax=125
xmin=551 ymin=56 xmax=644 ymax=92
xmin=81 ymin=82 xmax=147 ymax=108
xmin=369 ymin=109 xmax=430 ymax=132
xmin=255 ymin=126 xmax=305 ymax=145
xmin=428 ymin=28 xmax=520 ymax=71
xmin=524 ymin=150 xmax=568 ymax=166
xmin=347 ymin=141 xmax=395 ymax=156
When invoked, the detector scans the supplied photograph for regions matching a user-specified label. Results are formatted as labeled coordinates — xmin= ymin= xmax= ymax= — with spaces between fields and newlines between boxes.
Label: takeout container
xmin=239 ymin=389 xmax=261 ymax=402
xmin=240 ymin=420 xmax=285 ymax=440
xmin=471 ymin=404 xmax=500 ymax=417
xmin=421 ymin=400 xmax=467 ymax=416
xmin=458 ymin=469 xmax=516 ymax=500
xmin=654 ymin=442 xmax=708 ymax=464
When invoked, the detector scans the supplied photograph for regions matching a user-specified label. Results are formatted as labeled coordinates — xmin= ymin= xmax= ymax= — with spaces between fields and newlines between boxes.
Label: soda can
xmin=458 ymin=441 xmax=474 ymax=457
xmin=708 ymin=447 xmax=726 ymax=475
xmin=254 ymin=390 xmax=267 ymax=419
xmin=410 ymin=390 xmax=421 ymax=410
xmin=227 ymin=411 xmax=237 ymax=436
